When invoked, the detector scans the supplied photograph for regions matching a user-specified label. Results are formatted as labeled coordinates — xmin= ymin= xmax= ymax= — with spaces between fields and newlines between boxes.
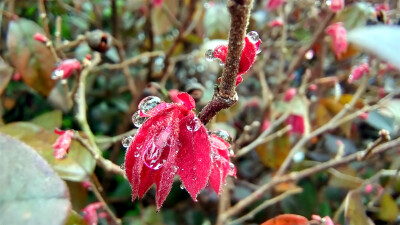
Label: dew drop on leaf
xmin=256 ymin=41 xmax=263 ymax=54
xmin=205 ymin=49 xmax=215 ymax=61
xmin=138 ymin=96 xmax=162 ymax=114
xmin=132 ymin=111 xmax=146 ymax=127
xmin=212 ymin=129 xmax=233 ymax=144
xmin=180 ymin=184 xmax=185 ymax=190
xmin=122 ymin=136 xmax=133 ymax=148
xmin=247 ymin=31 xmax=260 ymax=43
xmin=142 ymin=143 xmax=166 ymax=170
xmin=51 ymin=70 xmax=64 ymax=80
xmin=229 ymin=162 xmax=235 ymax=176
xmin=186 ymin=117 xmax=201 ymax=132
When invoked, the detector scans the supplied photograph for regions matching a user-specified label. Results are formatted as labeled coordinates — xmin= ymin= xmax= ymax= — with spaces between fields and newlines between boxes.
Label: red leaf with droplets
xmin=177 ymin=114 xmax=212 ymax=200
xmin=177 ymin=92 xmax=195 ymax=110
xmin=238 ymin=37 xmax=258 ymax=76
xmin=209 ymin=135 xmax=232 ymax=195
xmin=261 ymin=214 xmax=308 ymax=225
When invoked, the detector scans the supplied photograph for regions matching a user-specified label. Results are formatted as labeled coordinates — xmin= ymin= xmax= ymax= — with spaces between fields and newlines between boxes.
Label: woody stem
xmin=198 ymin=0 xmax=253 ymax=125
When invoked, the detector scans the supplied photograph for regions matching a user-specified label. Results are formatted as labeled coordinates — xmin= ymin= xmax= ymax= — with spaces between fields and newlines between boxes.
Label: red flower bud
xmin=348 ymin=62 xmax=369 ymax=83
xmin=266 ymin=0 xmax=285 ymax=11
xmin=326 ymin=22 xmax=347 ymax=59
xmin=52 ymin=59 xmax=81 ymax=80
xmin=82 ymin=202 xmax=103 ymax=225
xmin=33 ymin=32 xmax=48 ymax=43
xmin=52 ymin=129 xmax=74 ymax=160
xmin=284 ymin=87 xmax=296 ymax=102
xmin=330 ymin=0 xmax=344 ymax=12
xmin=268 ymin=18 xmax=284 ymax=27
xmin=206 ymin=31 xmax=262 ymax=86
xmin=286 ymin=114 xmax=305 ymax=134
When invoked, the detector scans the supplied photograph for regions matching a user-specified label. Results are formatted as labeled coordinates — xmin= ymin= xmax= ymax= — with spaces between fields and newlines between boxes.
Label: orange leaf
xmin=261 ymin=214 xmax=308 ymax=225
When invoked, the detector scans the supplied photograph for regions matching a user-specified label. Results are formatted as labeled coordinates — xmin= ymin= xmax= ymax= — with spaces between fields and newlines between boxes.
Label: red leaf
xmin=177 ymin=114 xmax=212 ymax=200
xmin=177 ymin=92 xmax=196 ymax=110
xmin=209 ymin=135 xmax=232 ymax=195
xmin=261 ymin=214 xmax=308 ymax=225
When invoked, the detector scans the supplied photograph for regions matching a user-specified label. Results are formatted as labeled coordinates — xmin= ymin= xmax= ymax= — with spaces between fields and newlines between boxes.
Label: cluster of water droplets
xmin=247 ymin=31 xmax=262 ymax=54
xmin=122 ymin=136 xmax=133 ymax=148
xmin=142 ymin=142 xmax=167 ymax=170
xmin=51 ymin=69 xmax=64 ymax=80
xmin=131 ymin=96 xmax=162 ymax=128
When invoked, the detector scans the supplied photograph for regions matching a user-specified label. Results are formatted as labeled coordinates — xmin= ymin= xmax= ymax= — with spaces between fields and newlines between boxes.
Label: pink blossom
xmin=359 ymin=112 xmax=369 ymax=120
xmin=325 ymin=22 xmax=348 ymax=59
xmin=52 ymin=129 xmax=74 ymax=159
xmin=286 ymin=114 xmax=304 ymax=134
xmin=330 ymin=0 xmax=344 ymax=13
xmin=268 ymin=18 xmax=284 ymax=27
xmin=52 ymin=59 xmax=81 ymax=80
xmin=365 ymin=184 xmax=373 ymax=194
xmin=284 ymin=88 xmax=296 ymax=102
xmin=153 ymin=0 xmax=163 ymax=7
xmin=33 ymin=32 xmax=48 ymax=43
xmin=82 ymin=202 xmax=103 ymax=225
xmin=348 ymin=62 xmax=369 ymax=83
xmin=308 ymin=84 xmax=317 ymax=91
xmin=266 ymin=0 xmax=285 ymax=11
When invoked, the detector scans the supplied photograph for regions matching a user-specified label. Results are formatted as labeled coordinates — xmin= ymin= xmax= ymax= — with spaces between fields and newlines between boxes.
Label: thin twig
xmin=90 ymin=174 xmax=122 ymax=225
xmin=219 ymin=136 xmax=399 ymax=223
xmin=94 ymin=51 xmax=164 ymax=71
xmin=228 ymin=187 xmax=303 ymax=225
xmin=96 ymin=128 xmax=137 ymax=145
xmin=38 ymin=0 xmax=50 ymax=38
xmin=74 ymin=134 xmax=124 ymax=176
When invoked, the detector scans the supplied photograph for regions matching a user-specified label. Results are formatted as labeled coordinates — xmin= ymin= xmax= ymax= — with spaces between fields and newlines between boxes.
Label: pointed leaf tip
xmin=177 ymin=92 xmax=195 ymax=110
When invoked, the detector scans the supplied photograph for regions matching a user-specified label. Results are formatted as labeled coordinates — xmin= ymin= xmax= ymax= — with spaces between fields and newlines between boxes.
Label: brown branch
xmin=219 ymin=136 xmax=400 ymax=223
xmin=198 ymin=0 xmax=253 ymax=125
xmin=38 ymin=0 xmax=50 ymax=38
xmin=94 ymin=51 xmax=164 ymax=71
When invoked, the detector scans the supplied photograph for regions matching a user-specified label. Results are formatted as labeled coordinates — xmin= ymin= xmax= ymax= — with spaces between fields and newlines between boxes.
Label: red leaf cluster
xmin=52 ymin=59 xmax=81 ymax=80
xmin=81 ymin=202 xmax=104 ymax=225
xmin=124 ymin=93 xmax=235 ymax=209
xmin=208 ymin=31 xmax=262 ymax=86
xmin=325 ymin=22 xmax=348 ymax=59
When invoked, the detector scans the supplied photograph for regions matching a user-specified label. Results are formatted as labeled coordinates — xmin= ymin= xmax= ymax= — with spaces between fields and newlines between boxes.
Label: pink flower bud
xmin=52 ymin=129 xmax=74 ymax=160
xmin=266 ymin=0 xmax=285 ymax=11
xmin=82 ymin=202 xmax=103 ymax=225
xmin=12 ymin=73 xmax=22 ymax=81
xmin=359 ymin=112 xmax=369 ymax=120
xmin=284 ymin=88 xmax=296 ymax=102
xmin=82 ymin=181 xmax=92 ymax=190
xmin=286 ymin=114 xmax=305 ymax=134
xmin=311 ymin=214 xmax=322 ymax=221
xmin=325 ymin=22 xmax=348 ymax=59
xmin=322 ymin=216 xmax=334 ymax=225
xmin=268 ymin=18 xmax=284 ymax=27
xmin=365 ymin=184 xmax=373 ymax=194
xmin=308 ymin=84 xmax=317 ymax=91
xmin=330 ymin=0 xmax=344 ymax=12
xmin=52 ymin=59 xmax=81 ymax=80
xmin=348 ymin=62 xmax=369 ymax=83
xmin=33 ymin=32 xmax=48 ymax=43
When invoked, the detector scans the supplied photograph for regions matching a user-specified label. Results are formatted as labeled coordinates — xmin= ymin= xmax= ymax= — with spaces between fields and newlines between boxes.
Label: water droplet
xmin=212 ymin=130 xmax=233 ymax=144
xmin=247 ymin=31 xmax=259 ymax=43
xmin=217 ymin=58 xmax=225 ymax=66
xmin=134 ymin=152 xmax=140 ymax=157
xmin=122 ymin=136 xmax=133 ymax=148
xmin=205 ymin=49 xmax=215 ymax=61
xmin=120 ymin=163 xmax=125 ymax=170
xmin=186 ymin=117 xmax=201 ymax=132
xmin=229 ymin=162 xmax=236 ymax=176
xmin=142 ymin=143 xmax=166 ymax=170
xmin=256 ymin=41 xmax=263 ymax=54
xmin=229 ymin=148 xmax=235 ymax=156
xmin=138 ymin=96 xmax=162 ymax=114
xmin=132 ymin=111 xmax=146 ymax=127
xmin=51 ymin=70 xmax=64 ymax=80
xmin=180 ymin=184 xmax=185 ymax=190
xmin=173 ymin=166 xmax=178 ymax=173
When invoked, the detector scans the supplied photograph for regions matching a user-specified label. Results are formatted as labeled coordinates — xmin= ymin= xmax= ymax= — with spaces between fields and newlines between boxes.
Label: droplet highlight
xmin=205 ymin=49 xmax=215 ymax=61
xmin=186 ymin=117 xmax=201 ymax=132
xmin=138 ymin=96 xmax=162 ymax=114
xmin=122 ymin=136 xmax=133 ymax=148
xmin=132 ymin=111 xmax=146 ymax=127
xmin=212 ymin=129 xmax=233 ymax=144
xmin=247 ymin=31 xmax=260 ymax=43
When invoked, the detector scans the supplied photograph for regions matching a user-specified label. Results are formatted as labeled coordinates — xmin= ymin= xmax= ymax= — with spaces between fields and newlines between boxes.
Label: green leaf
xmin=334 ymin=2 xmax=374 ymax=30
xmin=0 ymin=122 xmax=95 ymax=181
xmin=65 ymin=210 xmax=87 ymax=225
xmin=0 ymin=134 xmax=71 ymax=225
xmin=344 ymin=190 xmax=373 ymax=225
xmin=31 ymin=110 xmax=63 ymax=131
xmin=377 ymin=193 xmax=399 ymax=222
xmin=347 ymin=26 xmax=400 ymax=71
xmin=6 ymin=18 xmax=56 ymax=96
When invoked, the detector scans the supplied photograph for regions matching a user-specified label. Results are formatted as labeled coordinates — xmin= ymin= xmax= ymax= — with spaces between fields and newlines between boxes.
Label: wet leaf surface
xmin=0 ymin=134 xmax=71 ymax=225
